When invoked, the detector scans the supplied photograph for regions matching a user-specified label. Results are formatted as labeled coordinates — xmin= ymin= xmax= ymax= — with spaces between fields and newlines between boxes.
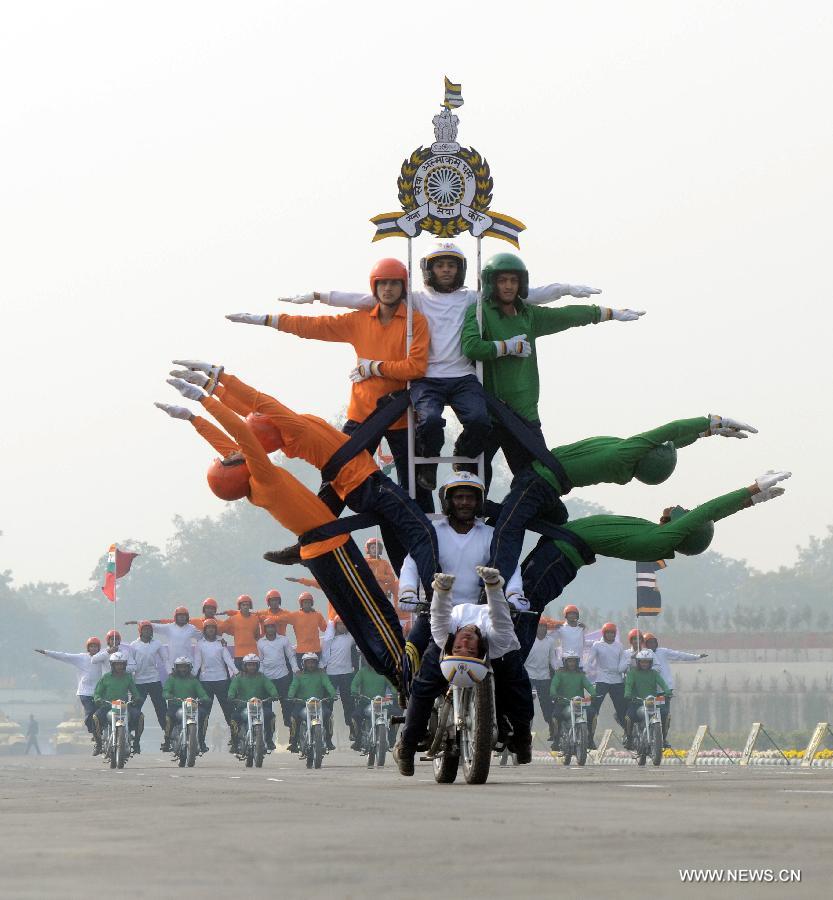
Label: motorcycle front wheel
xmin=637 ymin=731 xmax=648 ymax=766
xmin=186 ymin=723 xmax=198 ymax=768
xmin=253 ymin=723 xmax=265 ymax=768
xmin=114 ymin=726 xmax=127 ymax=769
xmin=461 ymin=679 xmax=493 ymax=785
xmin=575 ymin=723 xmax=588 ymax=767
xmin=650 ymin=721 xmax=663 ymax=767
xmin=375 ymin=722 xmax=388 ymax=768
xmin=312 ymin=724 xmax=324 ymax=769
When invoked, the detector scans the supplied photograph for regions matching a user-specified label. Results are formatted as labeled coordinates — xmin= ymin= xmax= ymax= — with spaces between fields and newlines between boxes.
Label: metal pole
xmin=113 ymin=543 xmax=118 ymax=638
xmin=406 ymin=238 xmax=416 ymax=500
xmin=475 ymin=237 xmax=485 ymax=484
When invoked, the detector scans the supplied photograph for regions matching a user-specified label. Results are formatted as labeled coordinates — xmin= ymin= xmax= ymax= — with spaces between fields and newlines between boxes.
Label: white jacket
xmin=525 ymin=634 xmax=557 ymax=681
xmin=256 ymin=636 xmax=297 ymax=680
xmin=195 ymin=638 xmax=237 ymax=681
xmin=586 ymin=640 xmax=629 ymax=684
xmin=651 ymin=646 xmax=702 ymax=690
xmin=555 ymin=623 xmax=586 ymax=657
xmin=400 ymin=518 xmax=523 ymax=607
xmin=127 ymin=638 xmax=170 ymax=684
xmin=152 ymin=622 xmax=201 ymax=665
xmin=43 ymin=650 xmax=107 ymax=697
xmin=328 ymin=283 xmax=568 ymax=379
xmin=430 ymin=582 xmax=520 ymax=661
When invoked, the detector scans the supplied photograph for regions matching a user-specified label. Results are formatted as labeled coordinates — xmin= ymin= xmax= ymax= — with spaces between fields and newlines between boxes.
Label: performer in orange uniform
xmin=284 ymin=592 xmax=328 ymax=666
xmin=219 ymin=595 xmax=262 ymax=668
xmin=155 ymin=377 xmax=405 ymax=686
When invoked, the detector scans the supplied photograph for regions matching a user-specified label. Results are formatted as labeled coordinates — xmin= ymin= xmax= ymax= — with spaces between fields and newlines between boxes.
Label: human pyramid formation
xmin=153 ymin=240 xmax=790 ymax=774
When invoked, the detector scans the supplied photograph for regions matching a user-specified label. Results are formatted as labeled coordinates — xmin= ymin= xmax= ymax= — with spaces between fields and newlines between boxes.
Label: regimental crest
xmin=371 ymin=78 xmax=526 ymax=247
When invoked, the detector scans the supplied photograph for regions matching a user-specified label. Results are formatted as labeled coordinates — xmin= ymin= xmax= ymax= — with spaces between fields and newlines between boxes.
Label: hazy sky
xmin=2 ymin=1 xmax=832 ymax=590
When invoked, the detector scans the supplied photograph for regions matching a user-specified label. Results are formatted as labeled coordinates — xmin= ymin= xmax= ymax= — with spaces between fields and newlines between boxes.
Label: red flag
xmin=101 ymin=544 xmax=139 ymax=602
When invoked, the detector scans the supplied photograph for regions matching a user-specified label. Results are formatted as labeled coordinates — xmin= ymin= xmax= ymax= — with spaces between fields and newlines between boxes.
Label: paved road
xmin=1 ymin=750 xmax=831 ymax=899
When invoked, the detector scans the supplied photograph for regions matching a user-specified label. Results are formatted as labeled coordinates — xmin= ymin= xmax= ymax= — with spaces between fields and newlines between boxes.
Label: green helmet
xmin=481 ymin=253 xmax=529 ymax=303
xmin=668 ymin=505 xmax=714 ymax=555
xmin=634 ymin=442 xmax=678 ymax=485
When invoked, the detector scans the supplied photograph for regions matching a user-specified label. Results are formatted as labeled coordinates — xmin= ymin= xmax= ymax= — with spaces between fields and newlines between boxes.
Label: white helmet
xmin=561 ymin=650 xmax=581 ymax=663
xmin=440 ymin=654 xmax=489 ymax=689
xmin=173 ymin=656 xmax=193 ymax=669
xmin=420 ymin=240 xmax=467 ymax=290
xmin=242 ymin=653 xmax=260 ymax=667
xmin=109 ymin=652 xmax=127 ymax=666
xmin=438 ymin=471 xmax=485 ymax=516
xmin=635 ymin=649 xmax=655 ymax=663
xmin=301 ymin=652 xmax=319 ymax=664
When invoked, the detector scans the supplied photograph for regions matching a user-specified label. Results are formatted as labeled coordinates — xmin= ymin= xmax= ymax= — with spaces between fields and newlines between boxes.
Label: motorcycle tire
xmin=433 ymin=740 xmax=460 ymax=784
xmin=375 ymin=722 xmax=387 ymax=768
xmin=650 ymin=721 xmax=663 ymax=767
xmin=186 ymin=722 xmax=199 ymax=768
xmin=366 ymin=732 xmax=376 ymax=768
xmin=305 ymin=743 xmax=314 ymax=769
xmin=462 ymin=679 xmax=493 ymax=785
xmin=312 ymin=724 xmax=324 ymax=770
xmin=575 ymin=723 xmax=589 ymax=767
xmin=253 ymin=723 xmax=265 ymax=768
xmin=108 ymin=731 xmax=117 ymax=769
xmin=115 ymin=726 xmax=126 ymax=770
xmin=245 ymin=737 xmax=254 ymax=768
xmin=637 ymin=735 xmax=648 ymax=766
xmin=561 ymin=733 xmax=572 ymax=767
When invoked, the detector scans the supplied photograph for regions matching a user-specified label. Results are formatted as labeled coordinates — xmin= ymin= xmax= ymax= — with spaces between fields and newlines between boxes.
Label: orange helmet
xmin=237 ymin=594 xmax=253 ymax=609
xmin=602 ymin=622 xmax=617 ymax=634
xmin=86 ymin=636 xmax=101 ymax=650
xmin=365 ymin=537 xmax=383 ymax=554
xmin=643 ymin=632 xmax=657 ymax=644
xmin=245 ymin=412 xmax=284 ymax=453
xmin=201 ymin=618 xmax=219 ymax=634
xmin=628 ymin=628 xmax=643 ymax=642
xmin=202 ymin=597 xmax=218 ymax=613
xmin=369 ymin=258 xmax=407 ymax=297
xmin=263 ymin=616 xmax=279 ymax=630
xmin=563 ymin=604 xmax=579 ymax=617
xmin=106 ymin=629 xmax=121 ymax=643
xmin=174 ymin=606 xmax=189 ymax=620
xmin=298 ymin=591 xmax=313 ymax=606
xmin=265 ymin=589 xmax=282 ymax=605
xmin=207 ymin=456 xmax=250 ymax=501
xmin=137 ymin=620 xmax=152 ymax=635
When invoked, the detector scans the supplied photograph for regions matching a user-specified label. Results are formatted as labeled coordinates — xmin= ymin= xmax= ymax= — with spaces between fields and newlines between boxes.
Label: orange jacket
xmin=285 ymin=610 xmax=328 ymax=653
xmin=278 ymin=304 xmax=429 ymax=429
xmin=226 ymin=607 xmax=291 ymax=636
xmin=192 ymin=398 xmax=348 ymax=560
xmin=218 ymin=612 xmax=261 ymax=657
xmin=213 ymin=374 xmax=378 ymax=501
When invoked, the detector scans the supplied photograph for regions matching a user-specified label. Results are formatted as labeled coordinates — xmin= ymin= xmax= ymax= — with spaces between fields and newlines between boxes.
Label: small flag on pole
xmin=443 ymin=76 xmax=464 ymax=109
xmin=102 ymin=544 xmax=138 ymax=602
xmin=636 ymin=560 xmax=666 ymax=616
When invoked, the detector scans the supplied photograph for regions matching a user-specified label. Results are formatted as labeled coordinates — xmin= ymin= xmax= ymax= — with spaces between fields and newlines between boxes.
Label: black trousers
xmin=201 ymin=679 xmax=233 ymax=726
xmin=531 ymin=679 xmax=555 ymax=722
xmin=135 ymin=681 xmax=167 ymax=729
xmin=79 ymin=695 xmax=97 ymax=734
xmin=482 ymin=419 xmax=544 ymax=492
xmin=591 ymin=682 xmax=627 ymax=728
xmin=328 ymin=673 xmax=355 ymax=725
xmin=269 ymin=674 xmax=294 ymax=726
xmin=305 ymin=540 xmax=405 ymax=687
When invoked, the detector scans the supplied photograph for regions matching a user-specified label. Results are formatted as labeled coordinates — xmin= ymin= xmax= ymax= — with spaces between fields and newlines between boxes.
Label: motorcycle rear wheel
xmin=433 ymin=741 xmax=459 ymax=784
xmin=461 ymin=679 xmax=493 ymax=785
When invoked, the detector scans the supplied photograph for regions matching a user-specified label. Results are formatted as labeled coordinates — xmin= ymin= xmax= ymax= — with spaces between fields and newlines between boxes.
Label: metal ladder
xmin=404 ymin=236 xmax=486 ymax=499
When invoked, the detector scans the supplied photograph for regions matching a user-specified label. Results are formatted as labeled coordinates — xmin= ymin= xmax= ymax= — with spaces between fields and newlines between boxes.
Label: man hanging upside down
xmin=154 ymin=372 xmax=405 ymax=689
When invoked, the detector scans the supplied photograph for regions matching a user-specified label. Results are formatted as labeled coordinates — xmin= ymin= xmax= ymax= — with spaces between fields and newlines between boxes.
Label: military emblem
xmin=371 ymin=78 xmax=526 ymax=247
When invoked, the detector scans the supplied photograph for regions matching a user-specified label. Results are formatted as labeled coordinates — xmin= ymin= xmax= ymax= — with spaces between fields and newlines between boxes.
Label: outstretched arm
xmin=526 ymin=283 xmax=602 ymax=304
xmin=429 ymin=573 xmax=456 ymax=647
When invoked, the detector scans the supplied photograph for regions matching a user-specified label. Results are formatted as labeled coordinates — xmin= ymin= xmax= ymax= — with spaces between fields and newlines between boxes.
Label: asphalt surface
xmin=1 ymin=750 xmax=831 ymax=899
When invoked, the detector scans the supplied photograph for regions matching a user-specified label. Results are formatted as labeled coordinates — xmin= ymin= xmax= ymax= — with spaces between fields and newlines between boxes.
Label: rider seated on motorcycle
xmin=91 ymin=652 xmax=144 ymax=756
xmin=228 ymin=653 xmax=279 ymax=751
xmin=548 ymin=650 xmax=596 ymax=750
xmin=349 ymin=662 xmax=395 ymax=751
xmin=623 ymin=649 xmax=670 ymax=750
xmin=393 ymin=565 xmax=534 ymax=777
xmin=287 ymin=652 xmax=337 ymax=754
xmin=162 ymin=657 xmax=211 ymax=753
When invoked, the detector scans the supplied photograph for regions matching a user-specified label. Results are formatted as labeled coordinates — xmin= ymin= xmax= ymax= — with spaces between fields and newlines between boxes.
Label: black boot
xmin=263 ymin=544 xmax=302 ymax=566
xmin=393 ymin=741 xmax=415 ymax=776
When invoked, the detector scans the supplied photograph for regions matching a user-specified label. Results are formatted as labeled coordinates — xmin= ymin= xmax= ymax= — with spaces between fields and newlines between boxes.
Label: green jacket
xmin=350 ymin=668 xmax=392 ymax=699
xmin=93 ymin=672 xmax=143 ymax=706
xmin=461 ymin=301 xmax=601 ymax=422
xmin=227 ymin=672 xmax=279 ymax=704
xmin=549 ymin=670 xmax=596 ymax=703
xmin=163 ymin=674 xmax=210 ymax=702
xmin=624 ymin=667 xmax=670 ymax=700
xmin=288 ymin=670 xmax=336 ymax=701
xmin=556 ymin=487 xmax=751 ymax=569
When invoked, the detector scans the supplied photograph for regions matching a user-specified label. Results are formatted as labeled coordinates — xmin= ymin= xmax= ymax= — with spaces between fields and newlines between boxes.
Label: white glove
xmin=225 ymin=313 xmax=281 ymax=328
xmin=169 ymin=367 xmax=221 ymax=396
xmin=566 ymin=284 xmax=601 ymax=298
xmin=432 ymin=573 xmax=456 ymax=593
xmin=167 ymin=377 xmax=205 ymax=402
xmin=755 ymin=470 xmax=791 ymax=492
xmin=349 ymin=359 xmax=383 ymax=383
xmin=752 ymin=486 xmax=786 ymax=505
xmin=475 ymin=566 xmax=503 ymax=587
xmin=494 ymin=335 xmax=531 ymax=358
xmin=601 ymin=307 xmax=646 ymax=322
xmin=703 ymin=415 xmax=758 ymax=439
xmin=154 ymin=402 xmax=193 ymax=421
xmin=171 ymin=359 xmax=223 ymax=374
xmin=277 ymin=292 xmax=320 ymax=305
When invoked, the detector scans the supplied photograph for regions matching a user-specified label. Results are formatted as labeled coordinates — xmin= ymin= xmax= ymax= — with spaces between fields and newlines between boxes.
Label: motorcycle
xmin=103 ymin=699 xmax=131 ymax=770
xmin=357 ymin=694 xmax=393 ymax=768
xmin=632 ymin=694 xmax=664 ymax=767
xmin=558 ymin=695 xmax=591 ymax=767
xmin=298 ymin=697 xmax=329 ymax=769
xmin=424 ymin=662 xmax=497 ymax=786
xmin=234 ymin=697 xmax=267 ymax=768
xmin=170 ymin=697 xmax=200 ymax=768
